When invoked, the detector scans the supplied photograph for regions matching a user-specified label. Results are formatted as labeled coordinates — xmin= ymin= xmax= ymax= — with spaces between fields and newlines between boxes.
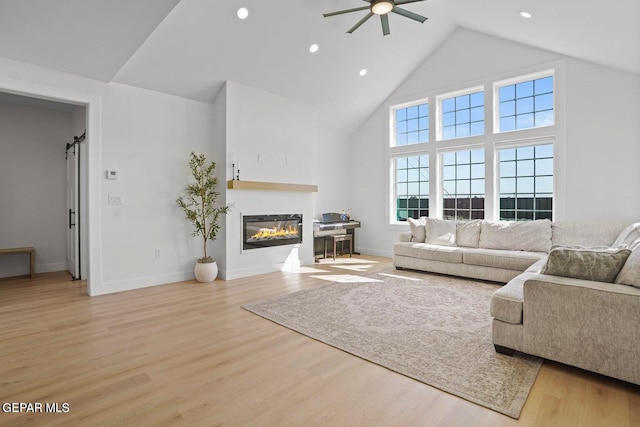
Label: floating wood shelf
xmin=227 ymin=180 xmax=318 ymax=193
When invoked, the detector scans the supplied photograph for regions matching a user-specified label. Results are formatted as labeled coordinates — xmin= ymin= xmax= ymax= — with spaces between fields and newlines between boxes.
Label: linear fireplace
xmin=242 ymin=214 xmax=303 ymax=251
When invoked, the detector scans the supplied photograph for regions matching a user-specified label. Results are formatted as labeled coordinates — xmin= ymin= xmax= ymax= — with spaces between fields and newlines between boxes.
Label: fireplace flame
xmin=250 ymin=225 xmax=299 ymax=241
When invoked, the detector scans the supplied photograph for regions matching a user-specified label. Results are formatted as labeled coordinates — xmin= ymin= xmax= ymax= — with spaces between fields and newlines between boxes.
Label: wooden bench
xmin=0 ymin=247 xmax=35 ymax=278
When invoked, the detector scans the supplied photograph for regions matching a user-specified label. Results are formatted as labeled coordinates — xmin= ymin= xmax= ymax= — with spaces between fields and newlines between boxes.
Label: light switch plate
xmin=108 ymin=194 xmax=124 ymax=205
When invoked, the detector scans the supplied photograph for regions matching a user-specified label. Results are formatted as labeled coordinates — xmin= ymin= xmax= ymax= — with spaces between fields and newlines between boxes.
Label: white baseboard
xmin=92 ymin=270 xmax=195 ymax=296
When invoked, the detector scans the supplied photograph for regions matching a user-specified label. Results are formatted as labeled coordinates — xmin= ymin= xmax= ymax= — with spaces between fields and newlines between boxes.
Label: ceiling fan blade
xmin=323 ymin=6 xmax=370 ymax=18
xmin=394 ymin=0 xmax=427 ymax=5
xmin=347 ymin=11 xmax=374 ymax=33
xmin=381 ymin=14 xmax=390 ymax=36
xmin=391 ymin=6 xmax=428 ymax=23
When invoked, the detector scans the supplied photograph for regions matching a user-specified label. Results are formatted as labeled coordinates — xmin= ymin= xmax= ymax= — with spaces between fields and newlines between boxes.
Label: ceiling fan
xmin=323 ymin=0 xmax=428 ymax=36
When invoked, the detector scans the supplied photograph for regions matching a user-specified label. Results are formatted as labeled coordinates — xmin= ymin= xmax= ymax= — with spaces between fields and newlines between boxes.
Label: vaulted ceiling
xmin=0 ymin=0 xmax=638 ymax=134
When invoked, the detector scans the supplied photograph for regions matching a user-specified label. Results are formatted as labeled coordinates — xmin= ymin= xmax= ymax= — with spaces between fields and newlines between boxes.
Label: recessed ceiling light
xmin=359 ymin=69 xmax=368 ymax=77
xmin=237 ymin=7 xmax=249 ymax=19
xmin=309 ymin=43 xmax=319 ymax=53
xmin=520 ymin=11 xmax=532 ymax=18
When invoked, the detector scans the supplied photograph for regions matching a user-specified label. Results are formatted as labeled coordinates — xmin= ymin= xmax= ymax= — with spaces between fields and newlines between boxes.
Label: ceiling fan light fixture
xmin=371 ymin=0 xmax=394 ymax=15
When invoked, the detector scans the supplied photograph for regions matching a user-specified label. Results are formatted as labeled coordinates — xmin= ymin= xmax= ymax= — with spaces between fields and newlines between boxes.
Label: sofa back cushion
xmin=479 ymin=219 xmax=552 ymax=252
xmin=425 ymin=218 xmax=456 ymax=246
xmin=551 ymin=221 xmax=626 ymax=247
xmin=456 ymin=219 xmax=482 ymax=248
xmin=407 ymin=217 xmax=427 ymax=242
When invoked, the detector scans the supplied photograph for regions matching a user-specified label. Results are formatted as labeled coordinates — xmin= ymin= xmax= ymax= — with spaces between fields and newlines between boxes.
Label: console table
xmin=0 ymin=247 xmax=35 ymax=278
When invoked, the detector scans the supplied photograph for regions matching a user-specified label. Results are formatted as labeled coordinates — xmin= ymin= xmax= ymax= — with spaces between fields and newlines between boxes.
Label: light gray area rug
xmin=243 ymin=268 xmax=542 ymax=419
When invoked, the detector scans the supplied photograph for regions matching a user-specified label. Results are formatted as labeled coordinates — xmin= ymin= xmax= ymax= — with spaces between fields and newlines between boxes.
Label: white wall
xmin=563 ymin=59 xmax=640 ymax=222
xmin=350 ymin=28 xmax=640 ymax=257
xmin=0 ymin=103 xmax=70 ymax=277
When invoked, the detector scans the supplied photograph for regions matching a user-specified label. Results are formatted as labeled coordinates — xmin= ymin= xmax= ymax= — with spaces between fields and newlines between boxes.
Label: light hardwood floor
xmin=1 ymin=256 xmax=638 ymax=426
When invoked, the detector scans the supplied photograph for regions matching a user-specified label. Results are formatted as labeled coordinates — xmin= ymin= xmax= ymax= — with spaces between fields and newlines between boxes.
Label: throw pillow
xmin=407 ymin=217 xmax=427 ymax=243
xmin=542 ymin=246 xmax=632 ymax=283
xmin=425 ymin=218 xmax=456 ymax=246
xmin=456 ymin=219 xmax=482 ymax=248
xmin=479 ymin=219 xmax=552 ymax=252
xmin=615 ymin=246 xmax=640 ymax=288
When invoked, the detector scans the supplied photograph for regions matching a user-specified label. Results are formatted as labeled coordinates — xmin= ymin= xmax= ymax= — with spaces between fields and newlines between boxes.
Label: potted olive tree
xmin=177 ymin=152 xmax=231 ymax=282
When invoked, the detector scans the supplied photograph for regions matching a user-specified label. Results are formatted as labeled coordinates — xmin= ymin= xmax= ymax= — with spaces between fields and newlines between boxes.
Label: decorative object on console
xmin=176 ymin=152 xmax=232 ymax=282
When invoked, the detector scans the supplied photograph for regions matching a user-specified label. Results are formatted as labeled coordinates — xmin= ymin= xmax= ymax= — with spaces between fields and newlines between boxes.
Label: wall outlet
xmin=155 ymin=249 xmax=161 ymax=258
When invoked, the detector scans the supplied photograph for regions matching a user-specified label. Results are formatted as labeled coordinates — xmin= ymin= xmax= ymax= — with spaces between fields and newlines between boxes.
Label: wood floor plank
xmin=1 ymin=256 xmax=638 ymax=426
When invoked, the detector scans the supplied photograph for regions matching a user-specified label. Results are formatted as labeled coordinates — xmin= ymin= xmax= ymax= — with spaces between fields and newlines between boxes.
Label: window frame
xmin=493 ymin=70 xmax=555 ymax=135
xmin=390 ymin=97 xmax=430 ymax=147
xmin=436 ymin=85 xmax=485 ymax=141
xmin=495 ymin=137 xmax=555 ymax=221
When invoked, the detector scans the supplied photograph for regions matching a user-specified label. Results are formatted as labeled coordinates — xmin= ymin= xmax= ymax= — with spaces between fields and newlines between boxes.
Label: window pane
xmin=501 ymin=161 xmax=516 ymax=177
xmin=535 ymin=110 xmax=554 ymax=127
xmin=516 ymin=146 xmax=535 ymax=159
xmin=517 ymin=159 xmax=535 ymax=176
xmin=500 ymin=177 xmax=516 ymax=194
xmin=442 ymin=98 xmax=455 ymax=112
xmin=536 ymin=176 xmax=553 ymax=193
xmin=456 ymin=95 xmax=469 ymax=109
xmin=516 ymin=113 xmax=534 ymax=129
xmin=500 ymin=117 xmax=515 ymax=132
xmin=499 ymin=85 xmax=515 ymax=101
xmin=516 ymin=97 xmax=534 ymax=114
xmin=516 ymin=81 xmax=534 ymax=98
xmin=535 ymin=76 xmax=553 ymax=94
xmin=471 ymin=163 xmax=484 ymax=179
xmin=535 ymin=93 xmax=553 ymax=111
xmin=536 ymin=158 xmax=553 ymax=175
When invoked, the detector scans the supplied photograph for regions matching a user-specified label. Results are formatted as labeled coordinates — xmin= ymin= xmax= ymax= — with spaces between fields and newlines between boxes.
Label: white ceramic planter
xmin=194 ymin=261 xmax=218 ymax=283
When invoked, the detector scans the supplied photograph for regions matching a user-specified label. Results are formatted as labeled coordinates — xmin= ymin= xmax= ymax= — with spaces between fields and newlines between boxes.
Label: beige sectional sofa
xmin=393 ymin=218 xmax=640 ymax=385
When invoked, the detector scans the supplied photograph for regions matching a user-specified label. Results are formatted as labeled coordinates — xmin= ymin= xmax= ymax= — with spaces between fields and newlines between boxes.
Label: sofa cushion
xmin=615 ymin=246 xmax=640 ymax=288
xmin=393 ymin=242 xmax=463 ymax=263
xmin=425 ymin=218 xmax=456 ymax=246
xmin=479 ymin=219 xmax=552 ymax=252
xmin=463 ymin=248 xmax=545 ymax=271
xmin=407 ymin=217 xmax=427 ymax=242
xmin=489 ymin=257 xmax=548 ymax=325
xmin=456 ymin=219 xmax=482 ymax=248
xmin=542 ymin=246 xmax=631 ymax=283
xmin=552 ymin=221 xmax=626 ymax=248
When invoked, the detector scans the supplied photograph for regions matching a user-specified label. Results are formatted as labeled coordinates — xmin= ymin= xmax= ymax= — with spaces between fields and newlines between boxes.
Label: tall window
xmin=442 ymin=149 xmax=485 ymax=220
xmin=395 ymin=155 xmax=429 ymax=221
xmin=497 ymin=75 xmax=554 ymax=132
xmin=440 ymin=89 xmax=484 ymax=140
xmin=498 ymin=143 xmax=553 ymax=220
xmin=394 ymin=103 xmax=428 ymax=146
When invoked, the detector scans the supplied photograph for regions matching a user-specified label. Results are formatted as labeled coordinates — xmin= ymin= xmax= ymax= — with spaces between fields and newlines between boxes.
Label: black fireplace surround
xmin=242 ymin=214 xmax=303 ymax=250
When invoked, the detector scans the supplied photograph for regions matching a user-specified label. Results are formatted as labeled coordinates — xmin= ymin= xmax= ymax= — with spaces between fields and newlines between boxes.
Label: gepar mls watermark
xmin=2 ymin=402 xmax=70 ymax=413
